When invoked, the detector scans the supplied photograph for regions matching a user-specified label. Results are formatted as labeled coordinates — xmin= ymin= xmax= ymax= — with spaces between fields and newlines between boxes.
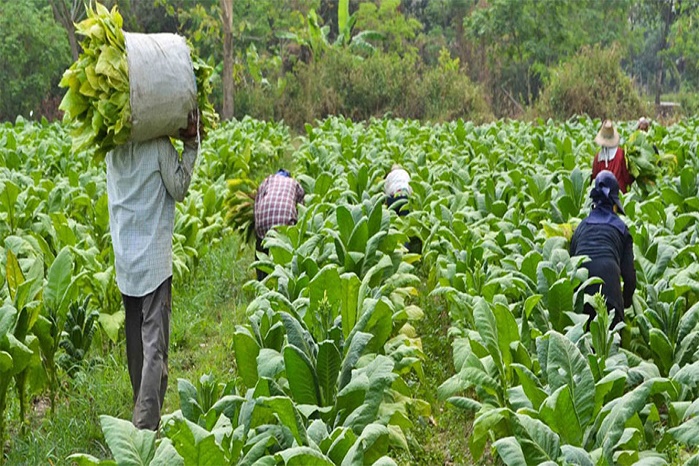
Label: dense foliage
xmin=537 ymin=45 xmax=649 ymax=121
xmin=4 ymin=0 xmax=699 ymax=123
xmin=4 ymin=114 xmax=699 ymax=463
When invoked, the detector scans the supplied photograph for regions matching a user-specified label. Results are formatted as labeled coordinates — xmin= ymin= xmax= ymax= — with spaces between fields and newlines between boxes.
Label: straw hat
xmin=594 ymin=120 xmax=620 ymax=147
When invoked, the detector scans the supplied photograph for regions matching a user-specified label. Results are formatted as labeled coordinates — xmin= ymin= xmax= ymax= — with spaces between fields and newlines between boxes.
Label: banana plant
xmin=57 ymin=295 xmax=99 ymax=377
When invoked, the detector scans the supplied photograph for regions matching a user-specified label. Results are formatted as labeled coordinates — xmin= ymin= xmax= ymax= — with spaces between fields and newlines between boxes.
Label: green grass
xmin=395 ymin=291 xmax=483 ymax=466
xmin=3 ymin=234 xmax=252 ymax=465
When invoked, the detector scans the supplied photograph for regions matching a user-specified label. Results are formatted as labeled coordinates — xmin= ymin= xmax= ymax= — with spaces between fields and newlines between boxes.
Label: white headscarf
xmin=598 ymin=146 xmax=617 ymax=167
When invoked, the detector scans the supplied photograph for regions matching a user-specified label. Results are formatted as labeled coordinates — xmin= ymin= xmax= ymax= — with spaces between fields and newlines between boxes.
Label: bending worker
xmin=570 ymin=170 xmax=636 ymax=329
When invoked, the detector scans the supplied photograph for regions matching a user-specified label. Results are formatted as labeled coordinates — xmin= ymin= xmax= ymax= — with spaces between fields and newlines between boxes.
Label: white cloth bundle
xmin=125 ymin=32 xmax=197 ymax=142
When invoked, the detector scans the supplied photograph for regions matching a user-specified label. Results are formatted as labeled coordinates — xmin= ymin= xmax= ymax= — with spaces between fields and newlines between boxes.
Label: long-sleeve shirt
xmin=591 ymin=147 xmax=634 ymax=193
xmin=570 ymin=214 xmax=636 ymax=317
xmin=106 ymin=137 xmax=198 ymax=297
xmin=254 ymin=174 xmax=305 ymax=238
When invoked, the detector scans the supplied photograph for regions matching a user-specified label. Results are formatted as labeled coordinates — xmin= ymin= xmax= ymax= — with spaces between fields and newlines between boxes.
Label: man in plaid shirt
xmin=254 ymin=169 xmax=305 ymax=279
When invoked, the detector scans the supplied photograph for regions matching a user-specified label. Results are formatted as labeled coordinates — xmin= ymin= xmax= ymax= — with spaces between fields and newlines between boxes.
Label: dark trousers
xmin=582 ymin=259 xmax=624 ymax=329
xmin=256 ymin=236 xmax=269 ymax=281
xmin=386 ymin=195 xmax=422 ymax=254
xmin=122 ymin=276 xmax=171 ymax=430
xmin=387 ymin=195 xmax=409 ymax=216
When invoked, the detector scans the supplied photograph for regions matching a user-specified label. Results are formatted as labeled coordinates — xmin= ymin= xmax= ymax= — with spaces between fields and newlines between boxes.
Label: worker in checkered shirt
xmin=253 ymin=169 xmax=305 ymax=280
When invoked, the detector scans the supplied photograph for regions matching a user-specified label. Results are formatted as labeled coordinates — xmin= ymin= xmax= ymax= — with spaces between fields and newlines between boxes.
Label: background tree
xmin=668 ymin=1 xmax=699 ymax=90
xmin=464 ymin=0 xmax=630 ymax=113
xmin=47 ymin=0 xmax=83 ymax=61
xmin=0 ymin=0 xmax=70 ymax=120
xmin=221 ymin=0 xmax=235 ymax=119
xmin=629 ymin=0 xmax=682 ymax=106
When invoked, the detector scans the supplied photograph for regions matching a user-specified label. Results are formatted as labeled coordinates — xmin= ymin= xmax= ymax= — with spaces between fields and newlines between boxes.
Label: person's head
xmin=276 ymin=169 xmax=291 ymax=178
xmin=590 ymin=170 xmax=625 ymax=215
xmin=637 ymin=117 xmax=650 ymax=132
xmin=594 ymin=119 xmax=620 ymax=148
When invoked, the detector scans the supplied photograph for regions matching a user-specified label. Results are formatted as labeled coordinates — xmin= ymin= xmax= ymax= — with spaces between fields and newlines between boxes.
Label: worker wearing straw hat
xmin=591 ymin=119 xmax=634 ymax=193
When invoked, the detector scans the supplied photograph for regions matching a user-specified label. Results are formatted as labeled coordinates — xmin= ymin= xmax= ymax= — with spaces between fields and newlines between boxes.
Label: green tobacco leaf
xmin=543 ymin=332 xmax=594 ymax=430
xmin=472 ymin=298 xmax=503 ymax=373
xmin=493 ymin=302 xmax=520 ymax=369
xmin=672 ymin=361 xmax=699 ymax=386
xmin=338 ymin=0 xmax=349 ymax=35
xmin=668 ymin=417 xmax=699 ymax=446
xmin=560 ymin=445 xmax=593 ymax=466
xmin=470 ymin=407 xmax=508 ymax=461
xmin=514 ymin=413 xmax=560 ymax=464
xmin=150 ymin=438 xmax=184 ymax=466
xmin=348 ymin=218 xmax=369 ymax=253
xmin=596 ymin=380 xmax=653 ymax=462
xmin=6 ymin=250 xmax=24 ymax=302
xmin=649 ymin=328 xmax=674 ymax=375
xmin=275 ymin=446 xmax=333 ymax=465
xmin=336 ymin=205 xmax=354 ymax=244
xmin=310 ymin=265 xmax=342 ymax=319
xmin=493 ymin=437 xmax=527 ymax=466
xmin=316 ymin=340 xmax=341 ymax=406
xmin=280 ymin=312 xmax=313 ymax=358
xmin=259 ymin=396 xmax=307 ymax=446
xmin=344 ymin=423 xmax=390 ymax=465
xmin=339 ymin=331 xmax=372 ymax=390
xmin=512 ymin=364 xmax=547 ymax=410
xmin=177 ymin=378 xmax=203 ymax=423
xmin=165 ymin=416 xmax=226 ymax=465
xmin=7 ymin=334 xmax=34 ymax=375
xmin=342 ymin=356 xmax=396 ymax=433
xmin=0 ymin=351 xmax=12 ymax=373
xmin=233 ymin=329 xmax=260 ymax=388
xmin=284 ymin=345 xmax=320 ymax=405
xmin=45 ymin=247 xmax=73 ymax=312
xmin=539 ymin=385 xmax=583 ymax=446
xmin=257 ymin=348 xmax=285 ymax=379
xmin=99 ymin=415 xmax=156 ymax=465
xmin=0 ymin=304 xmax=17 ymax=337
xmin=98 ymin=311 xmax=125 ymax=343
xmin=447 ymin=396 xmax=482 ymax=412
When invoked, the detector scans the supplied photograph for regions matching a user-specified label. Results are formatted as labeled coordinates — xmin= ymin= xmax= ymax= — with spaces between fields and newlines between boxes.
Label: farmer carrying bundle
xmin=59 ymin=2 xmax=216 ymax=160
xmin=625 ymin=117 xmax=677 ymax=187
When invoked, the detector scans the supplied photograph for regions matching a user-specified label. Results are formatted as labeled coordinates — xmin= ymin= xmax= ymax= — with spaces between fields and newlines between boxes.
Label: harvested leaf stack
xmin=59 ymin=3 xmax=217 ymax=160
xmin=225 ymin=178 xmax=258 ymax=244
xmin=625 ymin=131 xmax=677 ymax=186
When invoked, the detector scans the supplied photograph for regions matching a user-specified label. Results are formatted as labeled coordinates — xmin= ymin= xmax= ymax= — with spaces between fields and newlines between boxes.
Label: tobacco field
xmin=2 ymin=115 xmax=699 ymax=465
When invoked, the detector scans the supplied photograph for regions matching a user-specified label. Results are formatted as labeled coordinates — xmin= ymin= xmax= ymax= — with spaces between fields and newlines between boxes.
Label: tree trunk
xmin=221 ymin=0 xmax=235 ymax=120
xmin=48 ymin=0 xmax=80 ymax=61
xmin=655 ymin=0 xmax=674 ymax=106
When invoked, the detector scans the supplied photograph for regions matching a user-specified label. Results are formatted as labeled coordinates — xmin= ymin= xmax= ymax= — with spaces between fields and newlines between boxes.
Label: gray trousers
xmin=122 ymin=276 xmax=171 ymax=430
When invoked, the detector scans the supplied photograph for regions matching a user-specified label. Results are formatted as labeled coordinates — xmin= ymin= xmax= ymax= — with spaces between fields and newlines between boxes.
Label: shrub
xmin=235 ymin=47 xmax=492 ymax=129
xmin=536 ymin=44 xmax=649 ymax=120
xmin=416 ymin=49 xmax=492 ymax=123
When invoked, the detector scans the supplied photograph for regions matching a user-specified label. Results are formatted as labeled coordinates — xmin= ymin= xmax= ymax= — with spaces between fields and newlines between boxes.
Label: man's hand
xmin=179 ymin=109 xmax=203 ymax=140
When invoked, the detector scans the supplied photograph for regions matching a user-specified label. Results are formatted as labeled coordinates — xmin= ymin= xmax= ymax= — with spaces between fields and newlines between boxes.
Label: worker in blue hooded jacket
xmin=570 ymin=170 xmax=636 ymax=329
